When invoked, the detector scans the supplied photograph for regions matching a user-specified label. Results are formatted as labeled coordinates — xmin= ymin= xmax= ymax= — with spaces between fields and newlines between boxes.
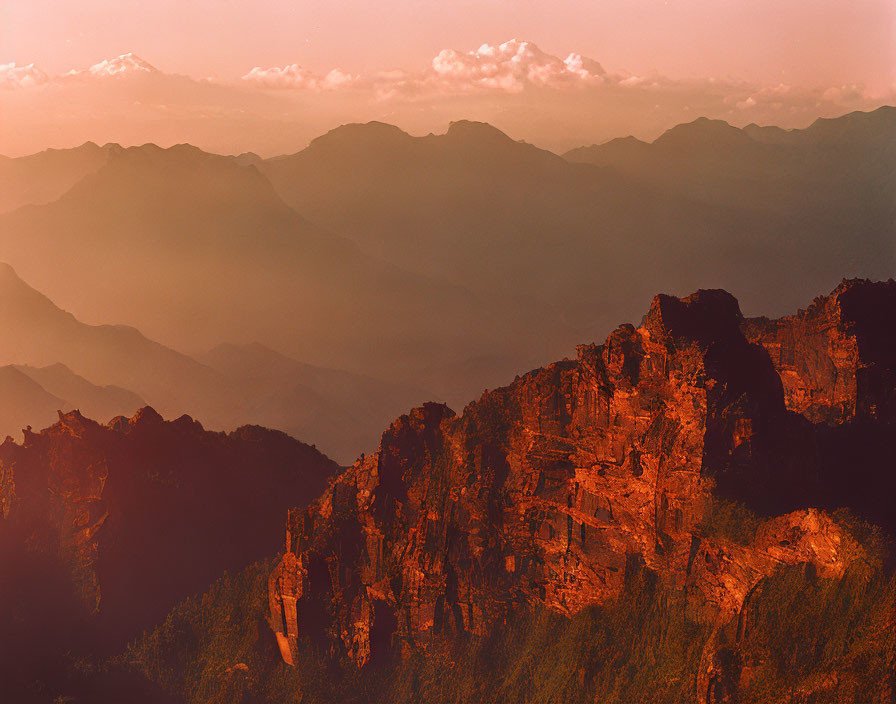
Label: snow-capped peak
xmin=87 ymin=53 xmax=157 ymax=77
xmin=0 ymin=62 xmax=49 ymax=88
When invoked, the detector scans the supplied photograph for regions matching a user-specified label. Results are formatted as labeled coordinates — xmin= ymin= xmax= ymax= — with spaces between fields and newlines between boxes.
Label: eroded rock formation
xmin=743 ymin=279 xmax=896 ymax=424
xmin=0 ymin=406 xmax=339 ymax=664
xmin=270 ymin=282 xmax=896 ymax=684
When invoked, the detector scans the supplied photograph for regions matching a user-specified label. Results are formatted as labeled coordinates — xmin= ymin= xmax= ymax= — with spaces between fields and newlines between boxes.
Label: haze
xmin=2 ymin=0 xmax=894 ymax=155
xmin=0 ymin=0 xmax=894 ymax=463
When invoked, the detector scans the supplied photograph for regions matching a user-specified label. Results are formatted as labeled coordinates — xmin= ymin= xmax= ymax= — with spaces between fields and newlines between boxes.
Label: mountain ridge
xmin=0 ymin=404 xmax=340 ymax=700
xmin=0 ymin=262 xmax=442 ymax=461
xmin=269 ymin=278 xmax=896 ymax=703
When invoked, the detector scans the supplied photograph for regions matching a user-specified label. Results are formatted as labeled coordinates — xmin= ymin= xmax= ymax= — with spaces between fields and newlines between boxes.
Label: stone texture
xmin=0 ymin=407 xmax=339 ymax=655
xmin=743 ymin=279 xmax=896 ymax=424
xmin=270 ymin=283 xmax=892 ymax=675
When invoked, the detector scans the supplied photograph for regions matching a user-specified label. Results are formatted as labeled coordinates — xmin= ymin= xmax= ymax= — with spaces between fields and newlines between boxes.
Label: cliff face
xmin=0 ymin=407 xmax=339 ymax=664
xmin=269 ymin=282 xmax=895 ymax=692
xmin=743 ymin=279 xmax=896 ymax=424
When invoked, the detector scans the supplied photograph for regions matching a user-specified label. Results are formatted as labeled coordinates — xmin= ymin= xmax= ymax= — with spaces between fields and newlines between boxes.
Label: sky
xmin=1 ymin=0 xmax=894 ymax=155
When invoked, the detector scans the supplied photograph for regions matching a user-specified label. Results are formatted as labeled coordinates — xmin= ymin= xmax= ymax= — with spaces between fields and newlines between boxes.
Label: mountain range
xmin=0 ymin=105 xmax=894 ymax=703
xmin=0 ymin=105 xmax=892 ymax=459
xmin=0 ymin=263 xmax=426 ymax=462
xmin=2 ymin=279 xmax=893 ymax=703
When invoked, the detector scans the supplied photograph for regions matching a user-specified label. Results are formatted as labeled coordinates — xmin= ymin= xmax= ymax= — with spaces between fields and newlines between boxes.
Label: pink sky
xmin=1 ymin=0 xmax=894 ymax=156
xmin=4 ymin=0 xmax=894 ymax=87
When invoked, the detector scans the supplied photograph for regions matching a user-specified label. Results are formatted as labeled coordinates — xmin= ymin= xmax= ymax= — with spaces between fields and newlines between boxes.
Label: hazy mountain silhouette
xmin=0 ymin=141 xmax=115 ymax=214
xmin=259 ymin=119 xmax=595 ymax=292
xmin=260 ymin=108 xmax=895 ymax=335
xmin=0 ymin=262 xmax=233 ymax=422
xmin=565 ymin=106 xmax=896 ymax=222
xmin=0 ymin=264 xmax=437 ymax=461
xmin=0 ymin=363 xmax=145 ymax=442
xmin=200 ymin=342 xmax=430 ymax=462
xmin=0 ymin=366 xmax=68 ymax=438
xmin=1 ymin=107 xmax=892 ymax=450
xmin=15 ymin=363 xmax=145 ymax=422
xmin=0 ymin=143 xmax=569 ymax=400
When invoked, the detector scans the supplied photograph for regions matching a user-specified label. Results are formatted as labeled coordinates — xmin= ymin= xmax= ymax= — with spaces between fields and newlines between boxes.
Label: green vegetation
xmin=738 ymin=562 xmax=895 ymax=703
xmin=124 ymin=557 xmax=299 ymax=704
xmin=124 ymin=540 xmax=895 ymax=704
xmin=699 ymin=495 xmax=765 ymax=545
xmin=126 ymin=564 xmax=708 ymax=704
xmin=375 ymin=573 xmax=709 ymax=704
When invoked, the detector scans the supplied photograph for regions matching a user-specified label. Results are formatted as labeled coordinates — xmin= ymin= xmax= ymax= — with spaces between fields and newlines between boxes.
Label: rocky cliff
xmin=743 ymin=279 xmax=896 ymax=425
xmin=0 ymin=407 xmax=338 ymax=698
xmin=270 ymin=281 xmax=896 ymax=701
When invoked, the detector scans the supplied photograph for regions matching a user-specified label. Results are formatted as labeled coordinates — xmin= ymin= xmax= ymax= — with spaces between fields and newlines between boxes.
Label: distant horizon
xmin=3 ymin=102 xmax=893 ymax=160
xmin=3 ymin=31 xmax=894 ymax=156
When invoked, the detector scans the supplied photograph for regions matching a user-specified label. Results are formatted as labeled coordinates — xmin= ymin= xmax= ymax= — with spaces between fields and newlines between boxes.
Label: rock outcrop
xmin=740 ymin=279 xmax=896 ymax=531
xmin=0 ymin=406 xmax=339 ymax=667
xmin=743 ymin=279 xmax=896 ymax=424
xmin=269 ymin=282 xmax=896 ymax=685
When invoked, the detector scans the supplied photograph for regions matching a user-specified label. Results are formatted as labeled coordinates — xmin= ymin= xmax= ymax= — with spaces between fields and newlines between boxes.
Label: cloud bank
xmin=1 ymin=40 xmax=893 ymax=156
xmin=1 ymin=63 xmax=49 ymax=89
xmin=411 ymin=39 xmax=605 ymax=93
xmin=242 ymin=64 xmax=357 ymax=90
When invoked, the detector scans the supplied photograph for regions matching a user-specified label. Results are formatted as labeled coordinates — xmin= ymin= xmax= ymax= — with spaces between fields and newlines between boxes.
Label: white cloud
xmin=0 ymin=63 xmax=48 ymax=89
xmin=1 ymin=53 xmax=160 ymax=89
xmin=241 ymin=64 xmax=357 ymax=90
xmin=2 ymin=40 xmax=893 ymax=156
xmin=320 ymin=68 xmax=357 ymax=89
xmin=58 ymin=53 xmax=159 ymax=81
xmin=429 ymin=39 xmax=606 ymax=93
xmin=727 ymin=81 xmax=887 ymax=114
xmin=242 ymin=64 xmax=317 ymax=89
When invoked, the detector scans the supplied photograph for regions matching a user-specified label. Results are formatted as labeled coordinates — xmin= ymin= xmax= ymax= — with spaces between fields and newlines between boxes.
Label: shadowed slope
xmin=0 ymin=141 xmax=115 ymax=214
xmin=0 ymin=406 xmax=340 ymax=701
xmin=261 ymin=109 xmax=896 ymax=338
xmin=0 ymin=262 xmax=232 ymax=422
xmin=0 ymin=143 xmax=568 ymax=398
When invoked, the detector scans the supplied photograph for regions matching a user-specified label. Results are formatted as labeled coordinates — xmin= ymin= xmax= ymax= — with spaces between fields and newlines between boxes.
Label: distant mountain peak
xmin=304 ymin=121 xmax=412 ymax=153
xmin=87 ymin=52 xmax=157 ymax=77
xmin=0 ymin=262 xmax=39 ymax=296
xmin=99 ymin=141 xmax=244 ymax=173
xmin=805 ymin=105 xmax=896 ymax=143
xmin=654 ymin=115 xmax=753 ymax=149
xmin=445 ymin=119 xmax=514 ymax=143
xmin=232 ymin=151 xmax=263 ymax=166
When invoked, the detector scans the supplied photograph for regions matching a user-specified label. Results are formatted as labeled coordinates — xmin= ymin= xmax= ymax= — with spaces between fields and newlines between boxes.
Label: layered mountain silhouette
xmin=0 ymin=264 xmax=430 ymax=461
xmin=11 ymin=363 xmax=145 ymax=422
xmin=0 ymin=142 xmax=567 ymax=405
xmin=0 ymin=106 xmax=892 ymax=455
xmin=0 ymin=363 xmax=144 ymax=438
xmin=0 ymin=366 xmax=69 ymax=437
xmin=565 ymin=106 xmax=896 ymax=219
xmin=0 ymin=108 xmax=894 ymax=703
xmin=200 ymin=342 xmax=429 ymax=462
xmin=260 ymin=107 xmax=895 ymax=332
xmin=0 ymin=261 xmax=232 ymax=424
xmin=0 ymin=141 xmax=114 ymax=214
